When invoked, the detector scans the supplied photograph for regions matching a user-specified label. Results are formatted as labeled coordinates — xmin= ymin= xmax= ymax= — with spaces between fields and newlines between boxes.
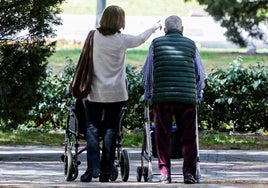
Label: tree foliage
xmin=0 ymin=0 xmax=65 ymax=130
xmin=186 ymin=0 xmax=268 ymax=47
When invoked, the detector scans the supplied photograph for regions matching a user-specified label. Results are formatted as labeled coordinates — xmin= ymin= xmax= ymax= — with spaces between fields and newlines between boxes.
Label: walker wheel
xmin=143 ymin=167 xmax=149 ymax=182
xmin=64 ymin=149 xmax=78 ymax=181
xmin=136 ymin=166 xmax=142 ymax=182
xmin=120 ymin=149 xmax=130 ymax=182
xmin=110 ymin=165 xmax=118 ymax=181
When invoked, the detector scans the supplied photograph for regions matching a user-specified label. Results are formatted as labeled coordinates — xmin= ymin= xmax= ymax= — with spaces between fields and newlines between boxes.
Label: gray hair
xmin=165 ymin=15 xmax=182 ymax=31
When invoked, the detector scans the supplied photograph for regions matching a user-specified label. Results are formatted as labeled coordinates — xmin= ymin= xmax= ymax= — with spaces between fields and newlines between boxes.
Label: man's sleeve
xmin=142 ymin=44 xmax=154 ymax=100
xmin=194 ymin=48 xmax=206 ymax=101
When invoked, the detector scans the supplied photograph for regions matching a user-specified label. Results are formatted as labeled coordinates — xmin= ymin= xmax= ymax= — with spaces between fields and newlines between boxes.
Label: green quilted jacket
xmin=152 ymin=29 xmax=197 ymax=104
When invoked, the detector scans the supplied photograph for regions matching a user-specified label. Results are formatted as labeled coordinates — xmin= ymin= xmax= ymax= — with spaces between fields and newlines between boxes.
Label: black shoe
xmin=160 ymin=175 xmax=171 ymax=184
xmin=80 ymin=170 xmax=92 ymax=182
xmin=99 ymin=173 xmax=110 ymax=182
xmin=184 ymin=173 xmax=196 ymax=184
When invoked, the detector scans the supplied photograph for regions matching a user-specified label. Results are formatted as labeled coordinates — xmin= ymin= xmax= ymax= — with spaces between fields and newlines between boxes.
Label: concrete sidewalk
xmin=0 ymin=145 xmax=268 ymax=187
xmin=55 ymin=14 xmax=239 ymax=48
xmin=54 ymin=14 xmax=267 ymax=49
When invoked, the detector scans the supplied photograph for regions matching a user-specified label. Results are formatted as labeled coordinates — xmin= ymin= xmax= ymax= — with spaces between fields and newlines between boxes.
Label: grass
xmin=0 ymin=130 xmax=267 ymax=150
xmin=123 ymin=130 xmax=268 ymax=150
xmin=48 ymin=44 xmax=268 ymax=74
xmin=48 ymin=48 xmax=82 ymax=74
xmin=0 ymin=130 xmax=65 ymax=146
xmin=199 ymin=132 xmax=268 ymax=150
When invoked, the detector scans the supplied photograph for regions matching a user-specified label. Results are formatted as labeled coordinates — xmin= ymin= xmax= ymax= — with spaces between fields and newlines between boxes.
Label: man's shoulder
xmin=183 ymin=35 xmax=195 ymax=44
xmin=153 ymin=35 xmax=165 ymax=41
xmin=153 ymin=34 xmax=195 ymax=45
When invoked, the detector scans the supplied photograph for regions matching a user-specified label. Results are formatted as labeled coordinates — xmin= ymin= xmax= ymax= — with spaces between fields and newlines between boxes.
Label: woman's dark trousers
xmin=84 ymin=101 xmax=124 ymax=177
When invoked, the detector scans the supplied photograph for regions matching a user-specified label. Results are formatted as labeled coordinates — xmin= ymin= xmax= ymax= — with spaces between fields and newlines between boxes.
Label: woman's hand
xmin=153 ymin=20 xmax=162 ymax=32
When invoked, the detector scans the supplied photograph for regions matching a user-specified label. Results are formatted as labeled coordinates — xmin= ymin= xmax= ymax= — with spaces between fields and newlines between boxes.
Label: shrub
xmin=25 ymin=62 xmax=146 ymax=131
xmin=26 ymin=58 xmax=75 ymax=131
xmin=0 ymin=41 xmax=53 ymax=130
xmin=124 ymin=65 xmax=145 ymax=130
xmin=0 ymin=0 xmax=65 ymax=130
xmin=19 ymin=56 xmax=268 ymax=133
xmin=199 ymin=57 xmax=268 ymax=132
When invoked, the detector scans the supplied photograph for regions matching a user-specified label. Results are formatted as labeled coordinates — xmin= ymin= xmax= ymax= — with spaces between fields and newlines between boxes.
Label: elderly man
xmin=142 ymin=15 xmax=205 ymax=184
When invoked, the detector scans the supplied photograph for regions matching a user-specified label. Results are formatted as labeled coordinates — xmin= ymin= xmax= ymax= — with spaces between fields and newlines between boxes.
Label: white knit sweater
xmin=87 ymin=28 xmax=155 ymax=102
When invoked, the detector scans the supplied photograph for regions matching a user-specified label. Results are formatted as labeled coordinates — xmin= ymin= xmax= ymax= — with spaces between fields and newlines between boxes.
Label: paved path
xmin=54 ymin=14 xmax=239 ymax=48
xmin=0 ymin=146 xmax=268 ymax=187
xmin=54 ymin=14 xmax=267 ymax=51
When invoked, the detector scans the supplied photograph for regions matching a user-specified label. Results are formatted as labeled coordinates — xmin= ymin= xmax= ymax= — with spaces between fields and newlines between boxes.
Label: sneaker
xmin=160 ymin=175 xmax=171 ymax=184
xmin=184 ymin=173 xmax=196 ymax=184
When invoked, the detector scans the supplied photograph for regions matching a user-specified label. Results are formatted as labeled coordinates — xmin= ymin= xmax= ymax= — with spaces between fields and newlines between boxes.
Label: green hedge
xmin=25 ymin=60 xmax=146 ymax=131
xmin=26 ymin=58 xmax=75 ymax=131
xmin=5 ymin=57 xmax=268 ymax=133
xmin=198 ymin=57 xmax=267 ymax=132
